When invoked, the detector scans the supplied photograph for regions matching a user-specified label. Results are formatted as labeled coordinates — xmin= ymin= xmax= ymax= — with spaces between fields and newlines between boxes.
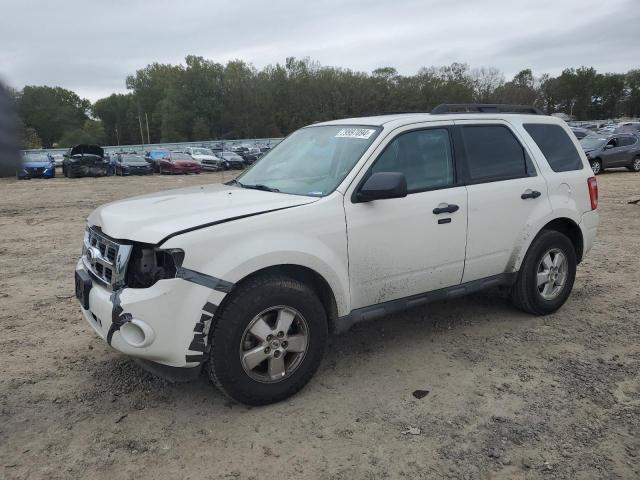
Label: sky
xmin=1 ymin=0 xmax=638 ymax=102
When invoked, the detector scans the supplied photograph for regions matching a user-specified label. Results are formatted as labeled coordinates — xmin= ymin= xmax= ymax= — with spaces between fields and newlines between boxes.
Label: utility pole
xmin=145 ymin=113 xmax=151 ymax=144
xmin=115 ymin=125 xmax=120 ymax=146
xmin=138 ymin=113 xmax=145 ymax=147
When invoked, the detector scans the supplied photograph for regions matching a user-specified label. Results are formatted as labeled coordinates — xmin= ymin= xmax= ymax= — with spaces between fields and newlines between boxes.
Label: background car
xmin=580 ymin=133 xmax=640 ymax=174
xmin=570 ymin=127 xmax=595 ymax=139
xmin=51 ymin=153 xmax=64 ymax=167
xmin=114 ymin=153 xmax=154 ymax=176
xmin=158 ymin=151 xmax=202 ymax=174
xmin=615 ymin=122 xmax=640 ymax=135
xmin=219 ymin=151 xmax=246 ymax=169
xmin=17 ymin=153 xmax=56 ymax=179
xmin=62 ymin=144 xmax=108 ymax=178
xmin=183 ymin=146 xmax=224 ymax=171
xmin=144 ymin=149 xmax=171 ymax=173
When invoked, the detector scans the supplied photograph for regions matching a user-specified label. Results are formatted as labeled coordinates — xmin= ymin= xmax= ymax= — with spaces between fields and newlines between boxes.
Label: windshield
xmin=120 ymin=154 xmax=145 ymax=164
xmin=171 ymin=152 xmax=192 ymax=161
xmin=192 ymin=148 xmax=213 ymax=155
xmin=222 ymin=152 xmax=241 ymax=159
xmin=580 ymin=137 xmax=607 ymax=150
xmin=24 ymin=153 xmax=50 ymax=163
xmin=150 ymin=150 xmax=169 ymax=159
xmin=237 ymin=125 xmax=380 ymax=196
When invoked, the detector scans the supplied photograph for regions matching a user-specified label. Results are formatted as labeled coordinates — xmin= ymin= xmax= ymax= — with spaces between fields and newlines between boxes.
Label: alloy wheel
xmin=239 ymin=306 xmax=309 ymax=383
xmin=536 ymin=248 xmax=568 ymax=301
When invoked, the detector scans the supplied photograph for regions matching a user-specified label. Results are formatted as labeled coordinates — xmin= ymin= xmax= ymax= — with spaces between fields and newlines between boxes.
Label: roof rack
xmin=431 ymin=104 xmax=545 ymax=115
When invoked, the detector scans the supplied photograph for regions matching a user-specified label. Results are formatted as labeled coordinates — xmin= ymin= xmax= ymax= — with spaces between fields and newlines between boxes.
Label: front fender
xmin=161 ymin=195 xmax=351 ymax=316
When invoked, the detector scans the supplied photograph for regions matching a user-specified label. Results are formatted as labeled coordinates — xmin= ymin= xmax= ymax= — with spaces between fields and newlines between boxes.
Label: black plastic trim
xmin=335 ymin=273 xmax=517 ymax=333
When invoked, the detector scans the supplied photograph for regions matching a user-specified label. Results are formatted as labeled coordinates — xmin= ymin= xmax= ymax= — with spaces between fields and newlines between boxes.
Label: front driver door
xmin=345 ymin=124 xmax=468 ymax=310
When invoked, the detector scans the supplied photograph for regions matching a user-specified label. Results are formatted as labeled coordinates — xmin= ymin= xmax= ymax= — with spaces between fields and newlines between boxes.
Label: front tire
xmin=511 ymin=230 xmax=577 ymax=315
xmin=590 ymin=159 xmax=602 ymax=175
xmin=207 ymin=274 xmax=328 ymax=405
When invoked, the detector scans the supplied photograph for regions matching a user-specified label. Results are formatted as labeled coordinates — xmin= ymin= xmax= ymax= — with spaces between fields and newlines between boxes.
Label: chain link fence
xmin=22 ymin=138 xmax=284 ymax=156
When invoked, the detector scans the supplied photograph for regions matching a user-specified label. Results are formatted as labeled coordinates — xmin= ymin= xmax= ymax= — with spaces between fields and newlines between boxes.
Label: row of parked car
xmin=17 ymin=144 xmax=271 ymax=179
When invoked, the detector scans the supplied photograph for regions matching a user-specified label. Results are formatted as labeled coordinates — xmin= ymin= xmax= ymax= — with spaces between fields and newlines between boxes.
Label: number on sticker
xmin=335 ymin=128 xmax=376 ymax=139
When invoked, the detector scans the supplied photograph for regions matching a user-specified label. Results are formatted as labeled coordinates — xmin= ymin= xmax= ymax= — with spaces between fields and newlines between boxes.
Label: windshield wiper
xmin=225 ymin=178 xmax=279 ymax=192
xmin=241 ymin=183 xmax=280 ymax=192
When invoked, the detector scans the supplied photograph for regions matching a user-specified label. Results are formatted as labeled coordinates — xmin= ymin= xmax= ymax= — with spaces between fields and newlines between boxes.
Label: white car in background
xmin=52 ymin=154 xmax=64 ymax=167
xmin=75 ymin=104 xmax=599 ymax=406
xmin=183 ymin=147 xmax=225 ymax=171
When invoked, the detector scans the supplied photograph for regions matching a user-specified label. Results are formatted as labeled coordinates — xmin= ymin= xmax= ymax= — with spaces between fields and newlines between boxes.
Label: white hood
xmin=88 ymin=183 xmax=318 ymax=244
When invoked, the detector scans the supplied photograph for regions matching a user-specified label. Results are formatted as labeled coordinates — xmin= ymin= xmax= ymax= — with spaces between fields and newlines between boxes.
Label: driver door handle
xmin=433 ymin=204 xmax=459 ymax=214
xmin=521 ymin=190 xmax=541 ymax=200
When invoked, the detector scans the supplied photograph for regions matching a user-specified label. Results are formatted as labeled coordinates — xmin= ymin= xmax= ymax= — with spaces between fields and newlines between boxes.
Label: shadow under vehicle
xmin=63 ymin=144 xmax=109 ymax=178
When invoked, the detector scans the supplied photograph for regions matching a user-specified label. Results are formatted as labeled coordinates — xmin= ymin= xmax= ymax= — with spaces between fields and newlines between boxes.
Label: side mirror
xmin=604 ymin=144 xmax=614 ymax=150
xmin=356 ymin=172 xmax=407 ymax=202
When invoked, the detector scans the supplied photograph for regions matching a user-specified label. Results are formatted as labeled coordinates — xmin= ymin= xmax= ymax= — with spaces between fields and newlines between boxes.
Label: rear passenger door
xmin=454 ymin=121 xmax=552 ymax=283
xmin=614 ymin=136 xmax=638 ymax=166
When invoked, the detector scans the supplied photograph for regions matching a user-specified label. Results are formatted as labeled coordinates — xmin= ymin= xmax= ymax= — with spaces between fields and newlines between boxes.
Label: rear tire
xmin=511 ymin=230 xmax=577 ymax=315
xmin=207 ymin=274 xmax=328 ymax=405
xmin=628 ymin=157 xmax=640 ymax=172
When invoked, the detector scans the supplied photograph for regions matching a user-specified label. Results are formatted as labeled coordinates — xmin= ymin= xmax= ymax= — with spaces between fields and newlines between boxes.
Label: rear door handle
xmin=521 ymin=190 xmax=541 ymax=200
xmin=433 ymin=203 xmax=459 ymax=214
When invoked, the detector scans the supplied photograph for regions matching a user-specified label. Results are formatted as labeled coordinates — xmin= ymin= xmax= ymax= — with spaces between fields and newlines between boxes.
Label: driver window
xmin=371 ymin=128 xmax=454 ymax=193
xmin=607 ymin=138 xmax=618 ymax=148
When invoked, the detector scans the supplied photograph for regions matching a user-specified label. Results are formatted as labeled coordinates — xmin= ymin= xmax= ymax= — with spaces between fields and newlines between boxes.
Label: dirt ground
xmin=0 ymin=168 xmax=638 ymax=480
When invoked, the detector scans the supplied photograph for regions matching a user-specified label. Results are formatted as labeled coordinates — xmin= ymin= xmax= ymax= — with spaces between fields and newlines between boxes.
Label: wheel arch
xmin=541 ymin=217 xmax=584 ymax=263
xmin=217 ymin=264 xmax=340 ymax=334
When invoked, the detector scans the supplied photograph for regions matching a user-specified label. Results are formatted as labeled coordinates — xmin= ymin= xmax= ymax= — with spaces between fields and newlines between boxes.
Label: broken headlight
xmin=126 ymin=246 xmax=185 ymax=288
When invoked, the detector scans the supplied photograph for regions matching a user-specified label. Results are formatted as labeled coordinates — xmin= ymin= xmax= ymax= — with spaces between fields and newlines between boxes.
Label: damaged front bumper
xmin=75 ymin=259 xmax=225 ymax=377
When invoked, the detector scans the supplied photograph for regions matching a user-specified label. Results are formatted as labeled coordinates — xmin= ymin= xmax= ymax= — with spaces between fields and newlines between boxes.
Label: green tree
xmin=17 ymin=86 xmax=90 ymax=147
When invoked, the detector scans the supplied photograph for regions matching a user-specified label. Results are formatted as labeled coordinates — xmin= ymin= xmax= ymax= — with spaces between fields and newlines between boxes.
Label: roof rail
xmin=431 ymin=104 xmax=545 ymax=115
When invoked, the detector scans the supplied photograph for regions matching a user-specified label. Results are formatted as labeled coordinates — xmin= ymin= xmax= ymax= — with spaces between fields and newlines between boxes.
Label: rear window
xmin=524 ymin=124 xmax=583 ymax=172
xmin=461 ymin=125 xmax=531 ymax=183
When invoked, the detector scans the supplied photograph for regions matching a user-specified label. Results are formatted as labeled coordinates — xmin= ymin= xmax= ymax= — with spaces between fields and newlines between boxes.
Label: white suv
xmin=75 ymin=104 xmax=599 ymax=405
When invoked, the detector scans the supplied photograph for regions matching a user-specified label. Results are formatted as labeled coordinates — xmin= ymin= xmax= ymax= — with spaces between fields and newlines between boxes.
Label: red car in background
xmin=158 ymin=151 xmax=202 ymax=174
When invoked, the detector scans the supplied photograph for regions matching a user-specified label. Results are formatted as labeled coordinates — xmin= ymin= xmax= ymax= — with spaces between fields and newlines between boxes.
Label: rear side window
xmin=524 ymin=124 xmax=583 ymax=172
xmin=618 ymin=136 xmax=637 ymax=147
xmin=461 ymin=125 xmax=531 ymax=183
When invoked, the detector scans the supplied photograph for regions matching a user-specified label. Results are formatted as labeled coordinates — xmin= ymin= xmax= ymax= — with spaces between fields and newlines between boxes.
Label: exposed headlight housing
xmin=126 ymin=246 xmax=185 ymax=288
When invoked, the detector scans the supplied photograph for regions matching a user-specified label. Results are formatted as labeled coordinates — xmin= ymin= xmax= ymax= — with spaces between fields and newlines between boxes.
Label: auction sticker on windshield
xmin=335 ymin=128 xmax=376 ymax=139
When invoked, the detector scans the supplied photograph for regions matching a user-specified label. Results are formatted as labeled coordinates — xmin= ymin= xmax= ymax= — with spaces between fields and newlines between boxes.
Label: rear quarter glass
xmin=523 ymin=124 xmax=583 ymax=172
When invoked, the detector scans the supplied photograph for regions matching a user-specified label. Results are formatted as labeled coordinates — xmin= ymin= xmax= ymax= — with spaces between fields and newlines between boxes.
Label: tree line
xmin=12 ymin=56 xmax=640 ymax=148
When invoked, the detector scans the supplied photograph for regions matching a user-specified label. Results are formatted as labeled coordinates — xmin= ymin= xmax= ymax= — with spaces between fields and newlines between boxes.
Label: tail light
xmin=587 ymin=177 xmax=598 ymax=210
